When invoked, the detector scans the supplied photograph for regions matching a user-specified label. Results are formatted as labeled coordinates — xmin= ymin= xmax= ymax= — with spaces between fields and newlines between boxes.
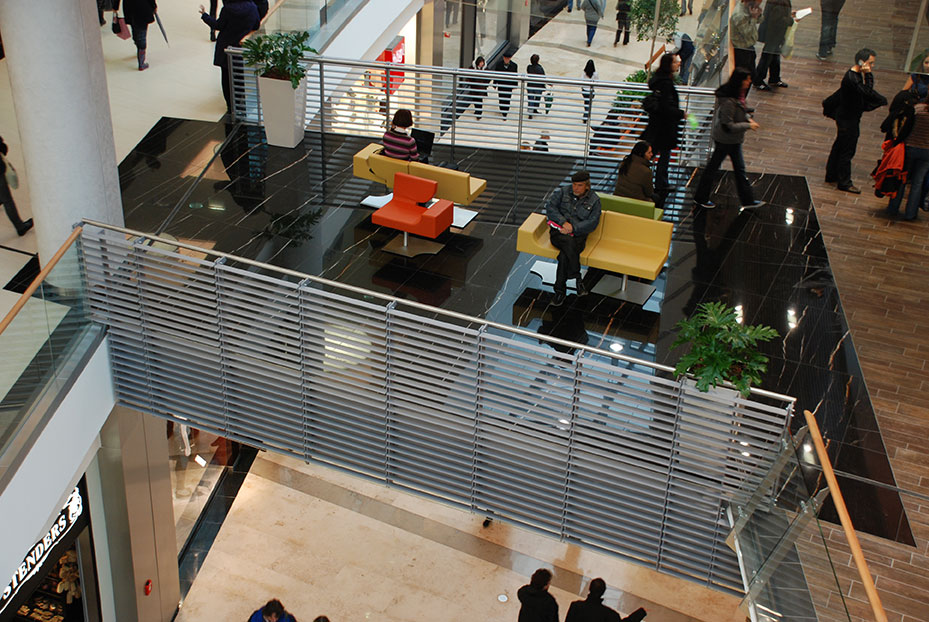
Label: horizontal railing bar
xmin=0 ymin=226 xmax=83 ymax=336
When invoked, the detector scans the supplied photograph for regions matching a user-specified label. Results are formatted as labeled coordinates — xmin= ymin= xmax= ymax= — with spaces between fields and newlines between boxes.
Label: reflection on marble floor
xmin=118 ymin=119 xmax=911 ymax=544
xmin=168 ymin=424 xmax=235 ymax=554
xmin=175 ymin=452 xmax=740 ymax=622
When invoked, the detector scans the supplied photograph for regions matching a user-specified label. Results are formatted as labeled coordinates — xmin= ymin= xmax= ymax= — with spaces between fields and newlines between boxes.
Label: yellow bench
xmin=517 ymin=211 xmax=673 ymax=303
xmin=353 ymin=143 xmax=487 ymax=206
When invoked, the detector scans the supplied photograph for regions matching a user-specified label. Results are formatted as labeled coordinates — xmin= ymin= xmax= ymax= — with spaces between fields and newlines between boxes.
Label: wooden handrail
xmin=803 ymin=409 xmax=889 ymax=622
xmin=0 ymin=226 xmax=84 ymax=336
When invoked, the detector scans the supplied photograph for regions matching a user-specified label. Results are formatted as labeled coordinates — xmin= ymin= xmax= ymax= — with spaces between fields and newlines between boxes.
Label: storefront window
xmin=169 ymin=424 xmax=238 ymax=555
xmin=476 ymin=0 xmax=510 ymax=60
xmin=443 ymin=0 xmax=464 ymax=67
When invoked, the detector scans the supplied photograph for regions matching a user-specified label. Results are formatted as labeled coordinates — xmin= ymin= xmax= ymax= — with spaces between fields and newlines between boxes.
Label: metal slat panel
xmin=81 ymin=209 xmax=795 ymax=595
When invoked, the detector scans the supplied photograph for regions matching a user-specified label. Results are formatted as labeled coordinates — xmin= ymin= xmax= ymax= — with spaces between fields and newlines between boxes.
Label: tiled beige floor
xmin=176 ymin=451 xmax=744 ymax=622
xmin=0 ymin=0 xmax=226 ymax=315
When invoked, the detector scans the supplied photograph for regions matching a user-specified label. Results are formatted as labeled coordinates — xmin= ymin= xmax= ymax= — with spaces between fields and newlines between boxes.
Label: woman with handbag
xmin=693 ymin=68 xmax=765 ymax=210
xmin=122 ymin=0 xmax=157 ymax=70
xmin=0 ymin=135 xmax=33 ymax=237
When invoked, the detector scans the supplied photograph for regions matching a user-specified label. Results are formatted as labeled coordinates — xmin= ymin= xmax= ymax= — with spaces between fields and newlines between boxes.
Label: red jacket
xmin=872 ymin=140 xmax=906 ymax=198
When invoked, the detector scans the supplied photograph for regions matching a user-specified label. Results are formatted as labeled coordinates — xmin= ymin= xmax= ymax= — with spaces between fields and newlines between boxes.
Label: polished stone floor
xmin=118 ymin=118 xmax=912 ymax=547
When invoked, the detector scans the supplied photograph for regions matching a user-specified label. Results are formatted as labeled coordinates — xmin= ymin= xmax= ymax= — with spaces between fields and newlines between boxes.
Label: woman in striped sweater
xmin=382 ymin=109 xmax=420 ymax=161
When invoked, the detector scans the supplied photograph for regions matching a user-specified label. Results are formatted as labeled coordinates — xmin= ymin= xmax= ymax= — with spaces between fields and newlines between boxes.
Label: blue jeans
xmin=887 ymin=146 xmax=929 ymax=219
xmin=566 ymin=0 xmax=574 ymax=11
xmin=695 ymin=141 xmax=754 ymax=205
xmin=586 ymin=24 xmax=597 ymax=44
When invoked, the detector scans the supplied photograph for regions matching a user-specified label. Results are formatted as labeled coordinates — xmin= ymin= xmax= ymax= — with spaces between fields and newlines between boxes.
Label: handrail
xmin=0 ymin=226 xmax=83 ymax=337
xmin=804 ymin=409 xmax=889 ymax=622
xmin=80 ymin=219 xmax=796 ymax=404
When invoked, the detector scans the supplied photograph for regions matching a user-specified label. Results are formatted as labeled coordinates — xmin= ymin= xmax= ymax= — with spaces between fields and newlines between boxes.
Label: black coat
xmin=202 ymin=0 xmax=260 ymax=67
xmin=123 ymin=0 xmax=156 ymax=25
xmin=642 ymin=74 xmax=684 ymax=151
xmin=494 ymin=59 xmax=518 ymax=90
xmin=517 ymin=585 xmax=559 ymax=622
xmin=565 ymin=596 xmax=621 ymax=622
xmin=758 ymin=0 xmax=792 ymax=54
xmin=527 ymin=62 xmax=546 ymax=90
xmin=0 ymin=135 xmax=8 ymax=177
xmin=836 ymin=69 xmax=886 ymax=120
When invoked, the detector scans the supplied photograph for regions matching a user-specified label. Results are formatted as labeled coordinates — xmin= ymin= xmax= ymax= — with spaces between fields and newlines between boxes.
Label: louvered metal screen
xmin=80 ymin=223 xmax=794 ymax=594
xmin=226 ymin=54 xmax=716 ymax=170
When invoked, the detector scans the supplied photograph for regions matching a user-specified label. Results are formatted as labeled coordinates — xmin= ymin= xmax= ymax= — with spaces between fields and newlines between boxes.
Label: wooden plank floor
xmin=740 ymin=55 xmax=929 ymax=622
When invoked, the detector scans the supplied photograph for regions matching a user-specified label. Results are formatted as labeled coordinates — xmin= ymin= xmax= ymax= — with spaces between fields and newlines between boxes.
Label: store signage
xmin=0 ymin=487 xmax=84 ymax=616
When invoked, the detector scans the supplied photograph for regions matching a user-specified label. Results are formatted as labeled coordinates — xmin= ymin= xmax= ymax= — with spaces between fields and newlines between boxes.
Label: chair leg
xmin=403 ymin=231 xmax=408 ymax=246
xmin=621 ymin=274 xmax=628 ymax=291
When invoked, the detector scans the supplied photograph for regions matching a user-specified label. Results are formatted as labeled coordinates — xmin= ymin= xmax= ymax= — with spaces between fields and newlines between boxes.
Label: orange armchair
xmin=371 ymin=173 xmax=454 ymax=246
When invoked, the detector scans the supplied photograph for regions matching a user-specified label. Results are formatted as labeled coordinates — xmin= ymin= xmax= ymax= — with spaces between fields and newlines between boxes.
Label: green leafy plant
xmin=242 ymin=32 xmax=316 ymax=89
xmin=629 ymin=0 xmax=680 ymax=42
xmin=671 ymin=301 xmax=779 ymax=397
xmin=613 ymin=69 xmax=651 ymax=109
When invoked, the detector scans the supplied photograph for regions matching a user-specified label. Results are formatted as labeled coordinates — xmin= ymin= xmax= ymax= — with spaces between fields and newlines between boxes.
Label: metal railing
xmin=726 ymin=410 xmax=892 ymax=622
xmin=227 ymin=54 xmax=717 ymax=170
xmin=80 ymin=220 xmax=794 ymax=594
xmin=0 ymin=227 xmax=104 ymax=493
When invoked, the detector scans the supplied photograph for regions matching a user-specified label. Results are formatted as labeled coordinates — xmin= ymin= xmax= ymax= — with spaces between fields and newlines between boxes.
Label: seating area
xmin=370 ymin=173 xmax=454 ymax=255
xmin=353 ymin=143 xmax=487 ymax=205
xmin=597 ymin=192 xmax=664 ymax=220
xmin=516 ymin=211 xmax=673 ymax=304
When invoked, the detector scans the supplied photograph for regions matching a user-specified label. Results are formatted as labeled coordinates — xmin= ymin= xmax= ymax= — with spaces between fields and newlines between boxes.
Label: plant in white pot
xmin=671 ymin=301 xmax=778 ymax=398
xmin=242 ymin=31 xmax=316 ymax=148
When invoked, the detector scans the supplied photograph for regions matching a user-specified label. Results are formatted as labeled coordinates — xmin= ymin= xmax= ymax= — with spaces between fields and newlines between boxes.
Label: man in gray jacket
xmin=545 ymin=170 xmax=602 ymax=305
xmin=582 ymin=0 xmax=605 ymax=47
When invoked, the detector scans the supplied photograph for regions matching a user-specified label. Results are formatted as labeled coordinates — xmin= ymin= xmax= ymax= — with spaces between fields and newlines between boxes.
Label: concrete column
xmin=0 ymin=0 xmax=123 ymax=263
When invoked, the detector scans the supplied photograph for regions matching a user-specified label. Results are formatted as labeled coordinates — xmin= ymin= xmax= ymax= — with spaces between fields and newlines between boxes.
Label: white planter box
xmin=258 ymin=75 xmax=306 ymax=148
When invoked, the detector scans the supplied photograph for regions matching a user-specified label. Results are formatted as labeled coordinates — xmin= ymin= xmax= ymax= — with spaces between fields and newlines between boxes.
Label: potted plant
xmin=670 ymin=301 xmax=778 ymax=398
xmin=242 ymin=31 xmax=316 ymax=148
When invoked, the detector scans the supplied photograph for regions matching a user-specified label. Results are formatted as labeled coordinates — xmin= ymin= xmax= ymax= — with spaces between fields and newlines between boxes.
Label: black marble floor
xmin=118 ymin=117 xmax=913 ymax=545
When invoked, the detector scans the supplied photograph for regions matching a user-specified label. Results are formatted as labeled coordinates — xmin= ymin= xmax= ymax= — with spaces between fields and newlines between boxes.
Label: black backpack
xmin=822 ymin=88 xmax=841 ymax=119
xmin=642 ymin=90 xmax=660 ymax=114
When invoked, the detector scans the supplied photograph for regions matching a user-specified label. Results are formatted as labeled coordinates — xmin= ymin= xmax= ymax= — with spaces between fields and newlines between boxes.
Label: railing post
xmin=451 ymin=72 xmax=458 ymax=158
xmin=318 ymin=61 xmax=326 ymax=134
xmin=384 ymin=66 xmax=391 ymax=128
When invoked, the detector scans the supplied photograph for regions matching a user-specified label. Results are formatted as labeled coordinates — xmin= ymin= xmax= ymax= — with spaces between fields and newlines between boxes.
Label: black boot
xmin=137 ymin=49 xmax=149 ymax=71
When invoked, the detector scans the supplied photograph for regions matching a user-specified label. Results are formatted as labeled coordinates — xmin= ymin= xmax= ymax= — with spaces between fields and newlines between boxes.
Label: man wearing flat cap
xmin=544 ymin=170 xmax=602 ymax=306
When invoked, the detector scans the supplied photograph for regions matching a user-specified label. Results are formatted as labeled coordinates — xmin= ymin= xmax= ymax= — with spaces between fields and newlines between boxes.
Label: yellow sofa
xmin=353 ymin=143 xmax=487 ymax=206
xmin=516 ymin=211 xmax=672 ymax=281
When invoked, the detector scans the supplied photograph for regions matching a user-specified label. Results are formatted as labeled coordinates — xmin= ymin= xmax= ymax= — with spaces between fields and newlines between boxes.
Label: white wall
xmin=320 ymin=0 xmax=424 ymax=61
xmin=0 ymin=339 xmax=115 ymax=585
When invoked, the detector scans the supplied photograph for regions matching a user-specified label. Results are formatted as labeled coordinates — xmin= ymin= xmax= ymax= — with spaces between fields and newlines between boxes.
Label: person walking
xmin=493 ymin=50 xmax=518 ymax=120
xmin=581 ymin=59 xmax=598 ymax=123
xmin=825 ymin=48 xmax=887 ymax=193
xmin=517 ymin=568 xmax=560 ymax=622
xmin=199 ymin=0 xmax=260 ymax=114
xmin=885 ymin=95 xmax=929 ymax=221
xmin=817 ymin=0 xmax=846 ymax=61
xmin=463 ymin=56 xmax=488 ymax=119
xmin=731 ymin=0 xmax=762 ymax=92
xmin=581 ymin=0 xmax=605 ymax=47
xmin=642 ymin=53 xmax=684 ymax=190
xmin=614 ymin=0 xmax=631 ymax=46
xmin=545 ymin=172 xmax=602 ymax=306
xmin=693 ymin=68 xmax=765 ymax=210
xmin=247 ymin=598 xmax=297 ymax=622
xmin=122 ymin=0 xmax=157 ymax=71
xmin=754 ymin=0 xmax=793 ymax=91
xmin=0 ymin=135 xmax=33 ymax=237
xmin=527 ymin=54 xmax=546 ymax=119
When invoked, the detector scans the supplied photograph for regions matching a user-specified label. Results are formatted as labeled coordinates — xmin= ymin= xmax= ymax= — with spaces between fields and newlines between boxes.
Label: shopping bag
xmin=781 ymin=22 xmax=798 ymax=59
xmin=114 ymin=15 xmax=130 ymax=40
xmin=1 ymin=154 xmax=18 ymax=190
